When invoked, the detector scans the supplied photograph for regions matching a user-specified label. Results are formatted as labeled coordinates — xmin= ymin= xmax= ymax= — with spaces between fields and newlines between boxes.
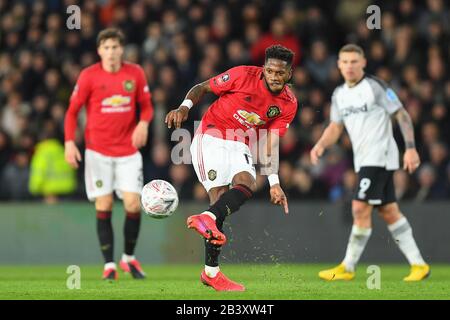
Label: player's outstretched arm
xmin=262 ymin=131 xmax=289 ymax=214
xmin=310 ymin=122 xmax=344 ymax=165
xmin=165 ymin=80 xmax=212 ymax=129
xmin=394 ymin=107 xmax=420 ymax=174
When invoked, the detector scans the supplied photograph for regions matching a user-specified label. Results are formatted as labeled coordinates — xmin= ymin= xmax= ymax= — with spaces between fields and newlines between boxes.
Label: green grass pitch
xmin=0 ymin=264 xmax=449 ymax=300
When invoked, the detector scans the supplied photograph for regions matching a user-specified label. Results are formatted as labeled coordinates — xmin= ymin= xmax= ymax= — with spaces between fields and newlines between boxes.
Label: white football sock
xmin=104 ymin=262 xmax=116 ymax=270
xmin=121 ymin=254 xmax=135 ymax=263
xmin=204 ymin=265 xmax=220 ymax=278
xmin=202 ymin=211 xmax=216 ymax=220
xmin=388 ymin=216 xmax=426 ymax=265
xmin=342 ymin=225 xmax=372 ymax=272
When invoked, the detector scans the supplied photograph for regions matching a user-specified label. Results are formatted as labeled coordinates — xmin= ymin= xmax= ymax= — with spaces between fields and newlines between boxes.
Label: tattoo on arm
xmin=185 ymin=80 xmax=211 ymax=105
xmin=395 ymin=108 xmax=416 ymax=149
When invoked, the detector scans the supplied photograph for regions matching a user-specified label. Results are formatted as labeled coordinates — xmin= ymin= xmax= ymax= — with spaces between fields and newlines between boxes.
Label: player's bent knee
xmin=352 ymin=202 xmax=371 ymax=219
xmin=122 ymin=192 xmax=141 ymax=213
xmin=125 ymin=203 xmax=141 ymax=213
xmin=124 ymin=199 xmax=141 ymax=213
xmin=352 ymin=208 xmax=370 ymax=219
xmin=232 ymin=173 xmax=257 ymax=193
xmin=95 ymin=195 xmax=114 ymax=211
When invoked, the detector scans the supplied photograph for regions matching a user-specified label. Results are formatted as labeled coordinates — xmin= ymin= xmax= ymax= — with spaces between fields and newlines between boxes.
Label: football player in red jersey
xmin=64 ymin=28 xmax=154 ymax=280
xmin=166 ymin=45 xmax=298 ymax=291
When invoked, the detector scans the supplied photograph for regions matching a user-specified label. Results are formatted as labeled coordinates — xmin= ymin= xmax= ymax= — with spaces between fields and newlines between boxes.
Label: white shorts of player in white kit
xmin=190 ymin=134 xmax=256 ymax=192
xmin=84 ymin=149 xmax=143 ymax=201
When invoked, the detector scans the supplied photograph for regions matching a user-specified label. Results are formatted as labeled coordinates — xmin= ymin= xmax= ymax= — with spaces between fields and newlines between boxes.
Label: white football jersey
xmin=330 ymin=75 xmax=402 ymax=172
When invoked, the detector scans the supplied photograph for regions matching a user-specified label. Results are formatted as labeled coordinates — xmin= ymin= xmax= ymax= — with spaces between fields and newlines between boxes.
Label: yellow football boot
xmin=318 ymin=263 xmax=355 ymax=281
xmin=403 ymin=264 xmax=430 ymax=282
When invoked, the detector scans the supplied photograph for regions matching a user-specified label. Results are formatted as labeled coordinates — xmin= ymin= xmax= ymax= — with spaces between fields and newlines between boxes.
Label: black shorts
xmin=353 ymin=167 xmax=396 ymax=206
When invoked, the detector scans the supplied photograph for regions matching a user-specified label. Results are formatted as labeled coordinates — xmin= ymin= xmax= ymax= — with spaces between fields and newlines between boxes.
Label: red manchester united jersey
xmin=200 ymin=66 xmax=298 ymax=143
xmin=64 ymin=62 xmax=153 ymax=156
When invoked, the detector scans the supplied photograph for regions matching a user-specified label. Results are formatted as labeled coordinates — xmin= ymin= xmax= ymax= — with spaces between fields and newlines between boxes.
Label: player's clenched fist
xmin=310 ymin=144 xmax=325 ymax=165
xmin=165 ymin=105 xmax=189 ymax=129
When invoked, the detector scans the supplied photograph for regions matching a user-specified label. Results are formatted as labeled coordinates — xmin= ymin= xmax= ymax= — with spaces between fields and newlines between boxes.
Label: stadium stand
xmin=0 ymin=0 xmax=448 ymax=202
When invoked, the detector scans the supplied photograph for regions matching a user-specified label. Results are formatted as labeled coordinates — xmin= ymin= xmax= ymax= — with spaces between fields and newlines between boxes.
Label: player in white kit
xmin=311 ymin=44 xmax=430 ymax=281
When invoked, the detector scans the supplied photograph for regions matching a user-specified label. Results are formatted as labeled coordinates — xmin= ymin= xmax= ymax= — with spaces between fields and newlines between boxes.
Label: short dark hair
xmin=265 ymin=45 xmax=294 ymax=66
xmin=96 ymin=28 xmax=125 ymax=48
xmin=339 ymin=44 xmax=365 ymax=56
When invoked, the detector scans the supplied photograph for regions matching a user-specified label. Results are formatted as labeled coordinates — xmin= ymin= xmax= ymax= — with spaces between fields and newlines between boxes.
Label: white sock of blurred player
xmin=388 ymin=216 xmax=426 ymax=265
xmin=104 ymin=262 xmax=116 ymax=270
xmin=342 ymin=225 xmax=372 ymax=272
xmin=121 ymin=254 xmax=135 ymax=263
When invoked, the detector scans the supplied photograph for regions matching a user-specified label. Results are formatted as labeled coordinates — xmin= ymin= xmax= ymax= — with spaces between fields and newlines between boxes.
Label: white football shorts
xmin=190 ymin=133 xmax=256 ymax=192
xmin=84 ymin=149 xmax=143 ymax=201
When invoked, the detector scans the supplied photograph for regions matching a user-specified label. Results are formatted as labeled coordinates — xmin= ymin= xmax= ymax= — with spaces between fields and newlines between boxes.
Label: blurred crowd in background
xmin=0 ymin=0 xmax=449 ymax=205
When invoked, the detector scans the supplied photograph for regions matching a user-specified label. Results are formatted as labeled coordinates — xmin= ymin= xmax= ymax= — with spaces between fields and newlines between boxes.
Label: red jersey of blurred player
xmin=64 ymin=61 xmax=153 ymax=156
xmin=200 ymin=65 xmax=297 ymax=142
xmin=64 ymin=28 xmax=153 ymax=281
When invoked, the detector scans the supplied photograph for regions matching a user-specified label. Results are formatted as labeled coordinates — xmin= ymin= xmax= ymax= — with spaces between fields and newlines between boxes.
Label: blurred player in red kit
xmin=166 ymin=45 xmax=298 ymax=291
xmin=64 ymin=28 xmax=153 ymax=280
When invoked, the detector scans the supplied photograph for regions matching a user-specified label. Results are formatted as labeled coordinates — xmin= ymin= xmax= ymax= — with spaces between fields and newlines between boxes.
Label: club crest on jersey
xmin=267 ymin=105 xmax=281 ymax=118
xmin=208 ymin=170 xmax=217 ymax=181
xmin=123 ymin=80 xmax=135 ymax=92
